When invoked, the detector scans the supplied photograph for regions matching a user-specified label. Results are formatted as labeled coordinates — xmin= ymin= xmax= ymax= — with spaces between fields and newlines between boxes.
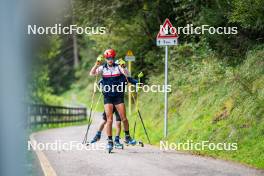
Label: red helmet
xmin=104 ymin=49 xmax=116 ymax=58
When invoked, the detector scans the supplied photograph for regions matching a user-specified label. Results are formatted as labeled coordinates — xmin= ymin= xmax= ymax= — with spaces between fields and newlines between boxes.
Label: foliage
xmin=132 ymin=45 xmax=264 ymax=168
xmin=230 ymin=0 xmax=264 ymax=30
xmin=29 ymin=0 xmax=264 ymax=168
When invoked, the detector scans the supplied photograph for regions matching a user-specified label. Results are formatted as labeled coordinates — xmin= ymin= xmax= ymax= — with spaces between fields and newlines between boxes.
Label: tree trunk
xmin=71 ymin=0 xmax=78 ymax=68
xmin=72 ymin=32 xmax=78 ymax=68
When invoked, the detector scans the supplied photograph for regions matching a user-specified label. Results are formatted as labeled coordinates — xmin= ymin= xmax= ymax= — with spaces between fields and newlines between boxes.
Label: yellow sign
xmin=126 ymin=50 xmax=134 ymax=56
xmin=125 ymin=50 xmax=135 ymax=62
xmin=125 ymin=50 xmax=135 ymax=115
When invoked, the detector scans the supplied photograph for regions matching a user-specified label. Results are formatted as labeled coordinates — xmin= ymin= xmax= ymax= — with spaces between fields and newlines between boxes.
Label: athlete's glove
xmin=96 ymin=55 xmax=104 ymax=66
xmin=118 ymin=58 xmax=126 ymax=68
xmin=137 ymin=72 xmax=144 ymax=79
xmin=137 ymin=72 xmax=144 ymax=88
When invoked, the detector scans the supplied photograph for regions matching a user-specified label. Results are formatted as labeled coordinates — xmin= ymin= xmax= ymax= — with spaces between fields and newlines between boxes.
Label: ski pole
xmin=136 ymin=72 xmax=144 ymax=109
xmin=132 ymin=72 xmax=143 ymax=139
xmin=83 ymin=92 xmax=102 ymax=144
xmin=132 ymin=119 xmax=137 ymax=139
xmin=122 ymin=68 xmax=151 ymax=144
xmin=134 ymin=72 xmax=150 ymax=143
xmin=133 ymin=87 xmax=151 ymax=144
xmin=83 ymin=91 xmax=102 ymax=144
xmin=93 ymin=93 xmax=102 ymax=113
xmin=82 ymin=76 xmax=98 ymax=144
xmin=135 ymin=72 xmax=150 ymax=144
xmin=137 ymin=108 xmax=151 ymax=144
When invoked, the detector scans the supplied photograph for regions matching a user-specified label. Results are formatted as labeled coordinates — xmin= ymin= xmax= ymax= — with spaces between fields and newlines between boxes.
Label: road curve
xmin=32 ymin=112 xmax=264 ymax=176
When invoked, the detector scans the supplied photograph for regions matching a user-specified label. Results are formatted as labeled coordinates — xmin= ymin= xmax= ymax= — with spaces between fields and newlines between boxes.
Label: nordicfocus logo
xmin=160 ymin=24 xmax=238 ymax=35
xmin=160 ymin=141 xmax=238 ymax=151
xmin=27 ymin=24 xmax=106 ymax=35
xmin=28 ymin=140 xmax=106 ymax=151
xmin=93 ymin=83 xmax=172 ymax=93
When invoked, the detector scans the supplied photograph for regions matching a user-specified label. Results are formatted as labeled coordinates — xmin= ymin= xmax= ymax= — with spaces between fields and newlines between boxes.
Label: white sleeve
xmin=118 ymin=65 xmax=130 ymax=77
xmin=95 ymin=66 xmax=104 ymax=75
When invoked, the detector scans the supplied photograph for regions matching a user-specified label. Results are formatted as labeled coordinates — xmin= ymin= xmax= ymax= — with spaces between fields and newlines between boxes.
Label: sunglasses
xmin=106 ymin=58 xmax=114 ymax=61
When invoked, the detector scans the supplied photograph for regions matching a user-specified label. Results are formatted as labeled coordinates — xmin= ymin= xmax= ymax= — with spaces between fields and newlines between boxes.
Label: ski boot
xmin=106 ymin=140 xmax=114 ymax=153
xmin=90 ymin=132 xmax=101 ymax=144
xmin=124 ymin=136 xmax=137 ymax=146
xmin=114 ymin=136 xmax=124 ymax=149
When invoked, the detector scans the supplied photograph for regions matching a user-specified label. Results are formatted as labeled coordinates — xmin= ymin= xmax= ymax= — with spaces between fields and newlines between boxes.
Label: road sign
xmin=156 ymin=18 xmax=178 ymax=46
xmin=125 ymin=50 xmax=135 ymax=116
xmin=125 ymin=50 xmax=135 ymax=61
xmin=126 ymin=50 xmax=133 ymax=56
xmin=156 ymin=19 xmax=179 ymax=138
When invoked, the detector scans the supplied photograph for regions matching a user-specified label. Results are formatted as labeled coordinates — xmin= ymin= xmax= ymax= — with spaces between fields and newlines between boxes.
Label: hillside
xmin=62 ymin=44 xmax=264 ymax=169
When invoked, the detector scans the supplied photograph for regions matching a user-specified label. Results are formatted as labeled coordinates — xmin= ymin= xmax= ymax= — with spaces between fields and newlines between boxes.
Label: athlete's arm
xmin=90 ymin=64 xmax=103 ymax=76
xmin=127 ymin=77 xmax=138 ymax=85
xmin=118 ymin=65 xmax=130 ymax=77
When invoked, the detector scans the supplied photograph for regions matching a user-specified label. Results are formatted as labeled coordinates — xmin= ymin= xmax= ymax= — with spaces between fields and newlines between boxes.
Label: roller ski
xmin=106 ymin=140 xmax=114 ymax=153
xmin=124 ymin=136 xmax=137 ymax=146
xmin=114 ymin=136 xmax=124 ymax=149
xmin=124 ymin=139 xmax=144 ymax=147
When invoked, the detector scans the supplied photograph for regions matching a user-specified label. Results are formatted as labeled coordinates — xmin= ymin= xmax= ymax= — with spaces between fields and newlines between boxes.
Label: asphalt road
xmin=32 ymin=112 xmax=264 ymax=176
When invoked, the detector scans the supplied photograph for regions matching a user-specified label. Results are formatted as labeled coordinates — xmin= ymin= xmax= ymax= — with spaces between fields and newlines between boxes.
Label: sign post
xmin=164 ymin=45 xmax=168 ymax=137
xmin=156 ymin=18 xmax=178 ymax=138
xmin=125 ymin=50 xmax=136 ymax=115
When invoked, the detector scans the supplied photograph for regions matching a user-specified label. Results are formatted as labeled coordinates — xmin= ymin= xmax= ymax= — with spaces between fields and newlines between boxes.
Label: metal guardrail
xmin=28 ymin=104 xmax=87 ymax=126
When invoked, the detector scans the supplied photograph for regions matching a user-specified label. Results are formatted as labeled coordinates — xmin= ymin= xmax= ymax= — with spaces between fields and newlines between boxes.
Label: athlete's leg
xmin=98 ymin=120 xmax=106 ymax=131
xmin=98 ymin=111 xmax=107 ymax=131
xmin=104 ymin=103 xmax=114 ymax=138
xmin=114 ymin=103 xmax=129 ymax=131
xmin=115 ymin=103 xmax=136 ymax=145
xmin=113 ymin=106 xmax=122 ymax=145
xmin=115 ymin=103 xmax=131 ymax=137
xmin=116 ymin=121 xmax=121 ymax=136
xmin=105 ymin=103 xmax=114 ymax=151
xmin=113 ymin=106 xmax=122 ymax=136
xmin=90 ymin=112 xmax=107 ymax=143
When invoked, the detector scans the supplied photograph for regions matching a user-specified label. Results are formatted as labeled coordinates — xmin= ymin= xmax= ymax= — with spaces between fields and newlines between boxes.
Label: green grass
xmin=130 ymin=45 xmax=264 ymax=169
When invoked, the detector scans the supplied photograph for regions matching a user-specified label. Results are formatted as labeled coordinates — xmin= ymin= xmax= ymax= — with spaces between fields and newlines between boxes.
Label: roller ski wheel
xmin=106 ymin=141 xmax=113 ymax=154
xmin=138 ymin=141 xmax=144 ymax=147
xmin=114 ymin=142 xmax=124 ymax=149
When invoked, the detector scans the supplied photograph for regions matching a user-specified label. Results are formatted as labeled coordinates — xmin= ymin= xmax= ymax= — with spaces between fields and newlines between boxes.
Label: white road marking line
xmin=30 ymin=133 xmax=57 ymax=176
